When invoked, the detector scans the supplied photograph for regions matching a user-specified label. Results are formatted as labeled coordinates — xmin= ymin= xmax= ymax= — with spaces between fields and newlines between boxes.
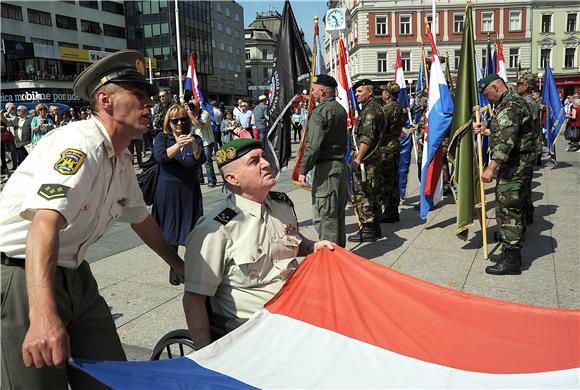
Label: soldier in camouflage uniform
xmin=474 ymin=74 xmax=534 ymax=275
xmin=379 ymin=82 xmax=405 ymax=222
xmin=412 ymin=94 xmax=429 ymax=182
xmin=515 ymin=72 xmax=541 ymax=225
xmin=348 ymin=79 xmax=384 ymax=242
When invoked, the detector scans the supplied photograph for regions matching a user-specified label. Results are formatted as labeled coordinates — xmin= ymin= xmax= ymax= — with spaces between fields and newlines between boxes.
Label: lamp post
xmin=538 ymin=71 xmax=543 ymax=91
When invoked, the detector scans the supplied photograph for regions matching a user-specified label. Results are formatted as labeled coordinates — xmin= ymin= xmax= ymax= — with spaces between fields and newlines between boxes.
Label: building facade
xmin=207 ymin=1 xmax=246 ymax=105
xmin=531 ymin=1 xmax=579 ymax=96
xmin=1 ymin=0 xmax=127 ymax=106
xmin=325 ymin=0 xmax=533 ymax=92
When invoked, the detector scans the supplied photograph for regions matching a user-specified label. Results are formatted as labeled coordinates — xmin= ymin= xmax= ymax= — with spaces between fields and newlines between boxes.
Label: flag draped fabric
xmin=185 ymin=53 xmax=216 ymax=125
xmin=266 ymin=0 xmax=310 ymax=178
xmin=448 ymin=3 xmax=482 ymax=240
xmin=541 ymin=64 xmax=567 ymax=161
xmin=419 ymin=28 xmax=454 ymax=220
xmin=396 ymin=48 xmax=413 ymax=200
xmin=416 ymin=55 xmax=427 ymax=98
xmin=444 ymin=54 xmax=455 ymax=95
xmin=485 ymin=37 xmax=494 ymax=76
xmin=71 ymin=247 xmax=580 ymax=389
xmin=336 ymin=36 xmax=358 ymax=127
xmin=496 ymin=38 xmax=508 ymax=83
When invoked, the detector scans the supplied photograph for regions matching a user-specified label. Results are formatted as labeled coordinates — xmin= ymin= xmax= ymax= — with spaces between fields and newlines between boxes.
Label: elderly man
xmin=298 ymin=74 xmax=348 ymax=247
xmin=183 ymin=138 xmax=334 ymax=348
xmin=0 ymin=50 xmax=185 ymax=389
xmin=236 ymin=101 xmax=254 ymax=136
xmin=252 ymin=94 xmax=269 ymax=145
xmin=474 ymin=74 xmax=534 ymax=276
xmin=349 ymin=79 xmax=384 ymax=242
xmin=1 ymin=104 xmax=32 ymax=168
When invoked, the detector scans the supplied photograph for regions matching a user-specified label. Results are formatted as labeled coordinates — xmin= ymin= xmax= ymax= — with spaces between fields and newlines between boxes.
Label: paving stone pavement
xmin=53 ymin=139 xmax=580 ymax=360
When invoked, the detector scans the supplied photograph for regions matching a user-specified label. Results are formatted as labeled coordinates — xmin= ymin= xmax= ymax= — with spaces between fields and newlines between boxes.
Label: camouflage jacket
xmin=490 ymin=89 xmax=534 ymax=177
xmin=382 ymin=99 xmax=404 ymax=154
xmin=522 ymin=94 xmax=542 ymax=154
xmin=353 ymin=98 xmax=384 ymax=161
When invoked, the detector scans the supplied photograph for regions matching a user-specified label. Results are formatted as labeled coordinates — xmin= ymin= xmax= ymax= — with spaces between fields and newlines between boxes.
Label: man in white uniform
xmin=0 ymin=50 xmax=185 ymax=389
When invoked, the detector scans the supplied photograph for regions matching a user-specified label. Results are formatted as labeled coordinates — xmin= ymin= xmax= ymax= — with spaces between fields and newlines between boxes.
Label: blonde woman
xmin=30 ymin=103 xmax=55 ymax=144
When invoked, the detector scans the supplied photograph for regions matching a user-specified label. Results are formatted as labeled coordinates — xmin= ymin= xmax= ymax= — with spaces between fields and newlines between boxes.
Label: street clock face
xmin=326 ymin=8 xmax=346 ymax=30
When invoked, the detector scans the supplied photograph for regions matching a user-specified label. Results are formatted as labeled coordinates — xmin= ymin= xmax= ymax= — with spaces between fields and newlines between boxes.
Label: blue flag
xmin=541 ymin=64 xmax=567 ymax=161
xmin=485 ymin=38 xmax=494 ymax=76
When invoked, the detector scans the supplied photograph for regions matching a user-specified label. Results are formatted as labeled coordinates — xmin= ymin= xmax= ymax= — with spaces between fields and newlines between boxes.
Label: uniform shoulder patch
xmin=37 ymin=184 xmax=71 ymax=200
xmin=54 ymin=148 xmax=87 ymax=175
xmin=214 ymin=207 xmax=237 ymax=225
xmin=269 ymin=191 xmax=294 ymax=207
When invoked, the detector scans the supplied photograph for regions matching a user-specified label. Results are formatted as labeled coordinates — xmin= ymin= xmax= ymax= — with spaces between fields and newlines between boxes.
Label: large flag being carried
xmin=71 ymin=248 xmax=579 ymax=389
xmin=184 ymin=53 xmax=216 ymax=124
xmin=395 ymin=48 xmax=414 ymax=201
xmin=448 ymin=3 xmax=482 ymax=240
xmin=542 ymin=63 xmax=567 ymax=161
xmin=336 ymin=35 xmax=358 ymax=127
xmin=496 ymin=38 xmax=508 ymax=83
xmin=267 ymin=0 xmax=310 ymax=178
xmin=419 ymin=27 xmax=454 ymax=220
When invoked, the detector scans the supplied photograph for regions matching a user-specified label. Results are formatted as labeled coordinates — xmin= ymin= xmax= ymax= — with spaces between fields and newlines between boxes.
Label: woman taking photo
xmin=153 ymin=104 xmax=205 ymax=261
xmin=30 ymin=103 xmax=55 ymax=145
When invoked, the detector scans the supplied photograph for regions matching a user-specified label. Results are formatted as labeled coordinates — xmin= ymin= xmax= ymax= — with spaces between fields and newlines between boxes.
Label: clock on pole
xmin=325 ymin=8 xmax=346 ymax=36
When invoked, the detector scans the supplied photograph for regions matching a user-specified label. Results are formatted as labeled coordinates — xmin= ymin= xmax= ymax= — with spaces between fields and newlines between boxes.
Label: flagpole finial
xmin=314 ymin=16 xmax=318 ymax=23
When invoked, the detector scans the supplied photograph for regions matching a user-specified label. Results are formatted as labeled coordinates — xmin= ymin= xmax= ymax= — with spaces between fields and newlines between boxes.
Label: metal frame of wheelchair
xmin=150 ymin=329 xmax=197 ymax=360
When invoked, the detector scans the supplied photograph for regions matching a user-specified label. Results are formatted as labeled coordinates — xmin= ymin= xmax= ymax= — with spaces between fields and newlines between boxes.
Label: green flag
xmin=447 ymin=3 xmax=481 ymax=240
xmin=444 ymin=54 xmax=455 ymax=96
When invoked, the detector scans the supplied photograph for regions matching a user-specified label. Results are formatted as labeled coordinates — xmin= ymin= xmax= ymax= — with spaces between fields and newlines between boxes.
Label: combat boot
xmin=348 ymin=224 xmax=377 ymax=243
xmin=486 ymin=247 xmax=522 ymax=275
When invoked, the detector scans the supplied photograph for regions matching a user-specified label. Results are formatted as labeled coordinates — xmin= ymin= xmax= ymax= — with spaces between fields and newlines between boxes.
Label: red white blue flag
xmin=70 ymin=247 xmax=579 ymax=389
xmin=496 ymin=38 xmax=508 ymax=83
xmin=184 ymin=53 xmax=215 ymax=125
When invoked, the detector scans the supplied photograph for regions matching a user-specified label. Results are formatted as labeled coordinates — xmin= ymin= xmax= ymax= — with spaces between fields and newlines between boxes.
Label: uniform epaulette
xmin=269 ymin=191 xmax=294 ymax=207
xmin=214 ymin=207 xmax=237 ymax=225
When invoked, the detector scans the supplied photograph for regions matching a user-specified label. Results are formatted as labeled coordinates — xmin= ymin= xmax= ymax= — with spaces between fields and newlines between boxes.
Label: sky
xmin=238 ymin=0 xmax=328 ymax=44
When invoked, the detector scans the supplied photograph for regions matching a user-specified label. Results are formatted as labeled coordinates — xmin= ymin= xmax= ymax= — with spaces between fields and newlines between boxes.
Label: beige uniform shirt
xmin=185 ymin=192 xmax=302 ymax=320
xmin=0 ymin=117 xmax=149 ymax=269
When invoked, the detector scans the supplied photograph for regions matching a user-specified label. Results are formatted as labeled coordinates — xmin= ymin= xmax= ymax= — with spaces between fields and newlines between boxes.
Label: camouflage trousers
xmin=378 ymin=152 xmax=400 ymax=218
xmin=352 ymin=161 xmax=381 ymax=225
xmin=520 ymin=165 xmax=534 ymax=225
xmin=495 ymin=178 xmax=524 ymax=249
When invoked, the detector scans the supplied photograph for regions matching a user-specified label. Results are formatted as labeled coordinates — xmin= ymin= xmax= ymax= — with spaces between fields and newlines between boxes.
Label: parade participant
xmin=298 ymin=74 xmax=349 ymax=247
xmin=252 ymin=94 xmax=269 ymax=145
xmin=211 ymin=100 xmax=223 ymax=151
xmin=474 ymin=74 xmax=534 ymax=276
xmin=349 ymin=79 xmax=384 ymax=242
xmin=152 ymin=89 xmax=171 ymax=136
xmin=183 ymin=138 xmax=335 ymax=348
xmin=187 ymin=99 xmax=217 ymax=188
xmin=379 ymin=82 xmax=405 ymax=222
xmin=515 ymin=72 xmax=541 ymax=224
xmin=0 ymin=50 xmax=185 ymax=389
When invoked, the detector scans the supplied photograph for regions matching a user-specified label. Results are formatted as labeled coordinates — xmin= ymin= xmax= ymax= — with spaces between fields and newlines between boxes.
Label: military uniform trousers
xmin=352 ymin=159 xmax=381 ymax=226
xmin=311 ymin=159 xmax=348 ymax=247
xmin=378 ymin=152 xmax=400 ymax=218
xmin=495 ymin=175 xmax=525 ymax=250
xmin=1 ymin=260 xmax=125 ymax=390
xmin=520 ymin=164 xmax=534 ymax=225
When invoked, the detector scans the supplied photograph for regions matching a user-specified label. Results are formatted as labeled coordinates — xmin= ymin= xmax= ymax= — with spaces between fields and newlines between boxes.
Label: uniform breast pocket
xmin=271 ymin=235 xmax=301 ymax=261
xmin=232 ymin=250 xmax=270 ymax=284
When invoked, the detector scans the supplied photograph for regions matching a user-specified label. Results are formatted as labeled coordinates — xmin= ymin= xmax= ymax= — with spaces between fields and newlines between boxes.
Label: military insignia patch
xmin=269 ymin=191 xmax=294 ymax=207
xmin=37 ymin=184 xmax=70 ymax=200
xmin=214 ymin=207 xmax=237 ymax=225
xmin=54 ymin=149 xmax=86 ymax=175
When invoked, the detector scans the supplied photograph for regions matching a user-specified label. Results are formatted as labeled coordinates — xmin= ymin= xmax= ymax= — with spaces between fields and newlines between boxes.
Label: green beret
xmin=73 ymin=49 xmax=159 ymax=102
xmin=312 ymin=74 xmax=337 ymax=88
xmin=353 ymin=79 xmax=373 ymax=90
xmin=216 ymin=138 xmax=263 ymax=168
xmin=478 ymin=73 xmax=501 ymax=93
xmin=381 ymin=82 xmax=400 ymax=96
xmin=516 ymin=72 xmax=537 ymax=90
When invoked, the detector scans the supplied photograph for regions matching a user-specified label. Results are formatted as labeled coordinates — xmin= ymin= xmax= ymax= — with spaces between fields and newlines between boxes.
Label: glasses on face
xmin=170 ymin=117 xmax=189 ymax=125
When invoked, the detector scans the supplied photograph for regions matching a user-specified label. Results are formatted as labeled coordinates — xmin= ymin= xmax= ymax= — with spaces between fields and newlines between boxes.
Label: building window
xmin=228 ymin=44 xmax=233 ymax=54
xmin=83 ymin=44 xmax=100 ymax=51
xmin=263 ymin=68 xmax=269 ymax=79
xmin=401 ymin=51 xmax=411 ymax=72
xmin=453 ymin=14 xmax=464 ymax=33
xmin=262 ymin=49 xmax=268 ymax=60
xmin=101 ymin=1 xmax=124 ymax=15
xmin=481 ymin=12 xmax=493 ymax=32
xmin=81 ymin=19 xmax=102 ymax=34
xmin=509 ymin=48 xmax=519 ymax=68
xmin=245 ymin=50 xmax=250 ymax=60
xmin=217 ymin=21 xmax=223 ymax=32
xmin=56 ymin=14 xmax=77 ymax=30
xmin=481 ymin=49 xmax=487 ymax=70
xmin=31 ymin=37 xmax=54 ymax=46
xmin=426 ymin=14 xmax=438 ymax=34
xmin=28 ymin=9 xmax=52 ymax=26
xmin=224 ymin=7 xmax=230 ymax=17
xmin=59 ymin=41 xmax=78 ymax=48
xmin=234 ymin=12 xmax=240 ymax=22
xmin=541 ymin=14 xmax=552 ymax=33
xmin=454 ymin=49 xmax=461 ymax=70
xmin=2 ymin=3 xmax=23 ymax=20
xmin=79 ymin=1 xmax=98 ymax=9
xmin=377 ymin=52 xmax=387 ymax=72
xmin=540 ymin=48 xmax=551 ymax=69
xmin=564 ymin=47 xmax=576 ymax=68
xmin=509 ymin=10 xmax=521 ymax=31
xmin=567 ymin=13 xmax=577 ymax=32
xmin=216 ymin=3 xmax=222 ymax=13
xmin=376 ymin=16 xmax=388 ymax=36
xmin=225 ymin=26 xmax=232 ymax=35
xmin=103 ymin=24 xmax=126 ymax=39
xmin=235 ymin=47 xmax=241 ymax=56
xmin=400 ymin=15 xmax=412 ymax=35
xmin=236 ymin=64 xmax=241 ymax=72
xmin=246 ymin=67 xmax=252 ymax=79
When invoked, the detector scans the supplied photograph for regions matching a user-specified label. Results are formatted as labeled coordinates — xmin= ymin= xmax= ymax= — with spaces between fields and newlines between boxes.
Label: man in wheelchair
xmin=183 ymin=138 xmax=335 ymax=348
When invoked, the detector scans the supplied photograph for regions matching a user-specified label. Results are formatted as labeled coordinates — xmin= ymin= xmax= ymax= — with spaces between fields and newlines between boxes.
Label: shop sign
xmin=0 ymin=89 xmax=81 ymax=103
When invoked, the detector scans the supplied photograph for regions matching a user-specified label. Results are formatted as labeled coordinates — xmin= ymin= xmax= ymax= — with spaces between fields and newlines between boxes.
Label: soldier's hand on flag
xmin=352 ymin=158 xmax=361 ymax=170
xmin=473 ymin=123 xmax=490 ymax=136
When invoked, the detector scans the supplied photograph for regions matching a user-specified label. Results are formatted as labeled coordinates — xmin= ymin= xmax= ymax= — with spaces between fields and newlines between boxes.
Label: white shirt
xmin=0 ymin=117 xmax=148 ymax=269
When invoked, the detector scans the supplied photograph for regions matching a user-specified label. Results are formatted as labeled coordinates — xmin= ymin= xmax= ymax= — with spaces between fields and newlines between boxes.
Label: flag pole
xmin=474 ymin=106 xmax=489 ymax=259
xmin=174 ymin=0 xmax=184 ymax=103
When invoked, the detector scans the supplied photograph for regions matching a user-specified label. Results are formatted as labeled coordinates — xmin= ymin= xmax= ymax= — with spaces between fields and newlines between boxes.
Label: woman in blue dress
xmin=153 ymin=104 xmax=205 ymax=255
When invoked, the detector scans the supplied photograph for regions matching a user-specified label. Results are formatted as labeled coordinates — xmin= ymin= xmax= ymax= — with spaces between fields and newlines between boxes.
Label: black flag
xmin=266 ymin=0 xmax=310 ymax=178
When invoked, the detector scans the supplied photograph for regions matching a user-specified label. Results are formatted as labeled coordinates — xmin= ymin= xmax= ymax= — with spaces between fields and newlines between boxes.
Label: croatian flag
xmin=395 ymin=47 xmax=413 ymax=200
xmin=336 ymin=36 xmax=358 ymax=127
xmin=420 ymin=29 xmax=454 ymax=220
xmin=70 ymin=248 xmax=580 ymax=389
xmin=184 ymin=53 xmax=216 ymax=125
xmin=496 ymin=38 xmax=508 ymax=83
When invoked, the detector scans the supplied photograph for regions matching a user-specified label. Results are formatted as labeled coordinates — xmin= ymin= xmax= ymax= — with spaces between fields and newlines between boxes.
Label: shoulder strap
xmin=214 ymin=207 xmax=237 ymax=225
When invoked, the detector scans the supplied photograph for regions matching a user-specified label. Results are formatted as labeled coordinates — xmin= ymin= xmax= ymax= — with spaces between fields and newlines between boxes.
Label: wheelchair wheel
xmin=150 ymin=329 xmax=197 ymax=360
